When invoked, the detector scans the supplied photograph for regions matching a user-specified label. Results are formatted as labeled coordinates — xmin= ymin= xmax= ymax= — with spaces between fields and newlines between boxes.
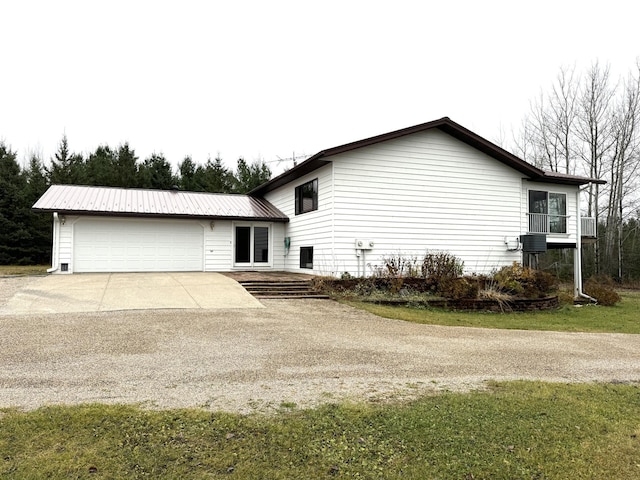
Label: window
xmin=253 ymin=226 xmax=269 ymax=263
xmin=528 ymin=190 xmax=567 ymax=234
xmin=235 ymin=226 xmax=251 ymax=263
xmin=234 ymin=225 xmax=270 ymax=265
xmin=295 ymin=179 xmax=318 ymax=215
xmin=300 ymin=247 xmax=313 ymax=269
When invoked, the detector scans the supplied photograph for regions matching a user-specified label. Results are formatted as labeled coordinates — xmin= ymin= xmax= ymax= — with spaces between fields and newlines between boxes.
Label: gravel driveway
xmin=1 ymin=276 xmax=639 ymax=413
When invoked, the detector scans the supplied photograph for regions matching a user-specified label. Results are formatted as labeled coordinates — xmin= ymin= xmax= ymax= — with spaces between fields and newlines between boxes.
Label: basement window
xmin=300 ymin=247 xmax=313 ymax=269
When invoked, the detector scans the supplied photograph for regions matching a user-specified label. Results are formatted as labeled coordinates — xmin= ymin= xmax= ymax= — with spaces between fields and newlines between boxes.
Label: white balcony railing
xmin=527 ymin=212 xmax=569 ymax=234
xmin=581 ymin=217 xmax=597 ymax=237
xmin=527 ymin=213 xmax=597 ymax=237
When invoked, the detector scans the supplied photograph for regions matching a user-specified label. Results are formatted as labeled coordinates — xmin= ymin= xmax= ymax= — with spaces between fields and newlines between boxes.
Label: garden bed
xmin=363 ymin=296 xmax=560 ymax=312
xmin=317 ymin=274 xmax=561 ymax=312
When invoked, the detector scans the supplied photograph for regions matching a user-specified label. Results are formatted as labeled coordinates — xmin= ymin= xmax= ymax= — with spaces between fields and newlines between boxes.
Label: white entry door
xmin=73 ymin=217 xmax=204 ymax=272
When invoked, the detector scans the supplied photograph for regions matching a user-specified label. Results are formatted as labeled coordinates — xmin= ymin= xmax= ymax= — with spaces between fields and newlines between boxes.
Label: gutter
xmin=578 ymin=291 xmax=597 ymax=303
xmin=575 ymin=187 xmax=597 ymax=304
xmin=46 ymin=213 xmax=60 ymax=274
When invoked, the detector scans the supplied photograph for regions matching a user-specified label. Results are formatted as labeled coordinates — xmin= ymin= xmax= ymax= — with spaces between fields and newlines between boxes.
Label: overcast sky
xmin=2 ymin=0 xmax=639 ymax=175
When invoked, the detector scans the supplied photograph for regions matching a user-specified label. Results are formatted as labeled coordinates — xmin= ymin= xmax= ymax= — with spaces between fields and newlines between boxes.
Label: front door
xmin=234 ymin=224 xmax=270 ymax=267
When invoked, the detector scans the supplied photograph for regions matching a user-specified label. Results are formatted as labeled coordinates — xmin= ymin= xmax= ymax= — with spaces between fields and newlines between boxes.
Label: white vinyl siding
xmin=57 ymin=215 xmax=76 ymax=273
xmin=203 ymin=220 xmax=285 ymax=271
xmin=267 ymin=129 xmax=531 ymax=276
xmin=330 ymin=129 xmax=525 ymax=275
xmin=264 ymin=164 xmax=334 ymax=275
xmin=204 ymin=220 xmax=233 ymax=271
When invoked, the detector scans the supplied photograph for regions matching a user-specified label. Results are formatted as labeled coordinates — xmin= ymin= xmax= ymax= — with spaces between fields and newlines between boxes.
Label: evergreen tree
xmin=233 ymin=157 xmax=271 ymax=193
xmin=178 ymin=156 xmax=201 ymax=191
xmin=0 ymin=142 xmax=31 ymax=264
xmin=113 ymin=143 xmax=138 ymax=188
xmin=200 ymin=156 xmax=234 ymax=193
xmin=85 ymin=145 xmax=117 ymax=186
xmin=48 ymin=134 xmax=85 ymax=184
xmin=22 ymin=154 xmax=52 ymax=264
xmin=138 ymin=153 xmax=177 ymax=189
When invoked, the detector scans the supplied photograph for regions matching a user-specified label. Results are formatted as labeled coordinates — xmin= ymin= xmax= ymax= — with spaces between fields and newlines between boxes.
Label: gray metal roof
xmin=33 ymin=185 xmax=289 ymax=222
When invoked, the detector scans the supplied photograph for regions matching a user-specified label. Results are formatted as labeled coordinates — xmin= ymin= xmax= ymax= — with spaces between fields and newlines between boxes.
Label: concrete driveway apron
xmin=0 ymin=272 xmax=264 ymax=314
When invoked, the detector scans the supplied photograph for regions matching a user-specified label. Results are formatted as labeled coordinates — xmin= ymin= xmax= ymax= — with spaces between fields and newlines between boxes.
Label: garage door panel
xmin=74 ymin=218 xmax=204 ymax=272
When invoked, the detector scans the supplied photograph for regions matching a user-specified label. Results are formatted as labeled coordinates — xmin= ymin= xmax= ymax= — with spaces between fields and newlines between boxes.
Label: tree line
xmin=0 ymin=136 xmax=271 ymax=264
xmin=507 ymin=60 xmax=640 ymax=282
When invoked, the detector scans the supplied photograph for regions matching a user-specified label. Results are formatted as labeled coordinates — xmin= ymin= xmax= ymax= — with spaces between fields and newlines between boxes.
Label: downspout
xmin=46 ymin=212 xmax=60 ymax=274
xmin=575 ymin=187 xmax=597 ymax=303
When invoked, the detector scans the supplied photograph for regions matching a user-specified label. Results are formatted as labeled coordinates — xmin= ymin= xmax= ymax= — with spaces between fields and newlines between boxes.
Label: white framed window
xmin=528 ymin=190 xmax=567 ymax=234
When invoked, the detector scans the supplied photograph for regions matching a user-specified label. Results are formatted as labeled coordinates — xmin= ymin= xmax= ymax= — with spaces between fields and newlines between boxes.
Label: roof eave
xmin=531 ymin=174 xmax=607 ymax=186
xmin=32 ymin=208 xmax=290 ymax=223
xmin=248 ymin=156 xmax=331 ymax=196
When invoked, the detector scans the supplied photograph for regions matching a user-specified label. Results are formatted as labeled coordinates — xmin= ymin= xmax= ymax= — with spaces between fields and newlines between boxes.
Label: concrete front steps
xmin=239 ymin=280 xmax=330 ymax=299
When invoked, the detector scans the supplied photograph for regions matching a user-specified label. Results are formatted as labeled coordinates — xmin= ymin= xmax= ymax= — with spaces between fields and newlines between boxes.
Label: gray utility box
xmin=520 ymin=234 xmax=547 ymax=253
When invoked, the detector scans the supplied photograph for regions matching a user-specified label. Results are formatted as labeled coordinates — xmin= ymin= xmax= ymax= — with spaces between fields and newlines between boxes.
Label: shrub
xmin=586 ymin=274 xmax=616 ymax=287
xmin=493 ymin=262 xmax=558 ymax=298
xmin=376 ymin=254 xmax=419 ymax=278
xmin=557 ymin=288 xmax=576 ymax=306
xmin=438 ymin=277 xmax=478 ymax=300
xmin=584 ymin=276 xmax=621 ymax=306
xmin=353 ymin=278 xmax=377 ymax=296
xmin=420 ymin=251 xmax=464 ymax=283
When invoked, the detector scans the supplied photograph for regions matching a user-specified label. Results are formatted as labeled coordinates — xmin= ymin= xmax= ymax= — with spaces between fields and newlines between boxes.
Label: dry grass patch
xmin=0 ymin=265 xmax=48 ymax=276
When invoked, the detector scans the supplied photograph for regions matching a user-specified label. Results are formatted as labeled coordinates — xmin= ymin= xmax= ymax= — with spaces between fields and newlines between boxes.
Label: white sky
xmin=1 ymin=0 xmax=639 ymax=175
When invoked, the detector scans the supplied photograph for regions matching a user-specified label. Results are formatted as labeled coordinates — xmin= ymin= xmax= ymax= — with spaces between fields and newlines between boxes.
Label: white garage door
xmin=74 ymin=217 xmax=204 ymax=272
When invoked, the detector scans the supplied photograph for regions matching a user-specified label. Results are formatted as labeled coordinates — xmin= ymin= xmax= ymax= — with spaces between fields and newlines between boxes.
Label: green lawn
xmin=1 ymin=382 xmax=639 ymax=479
xmin=346 ymin=290 xmax=640 ymax=334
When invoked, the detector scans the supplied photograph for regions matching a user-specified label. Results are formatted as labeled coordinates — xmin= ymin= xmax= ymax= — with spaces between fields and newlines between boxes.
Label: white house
xmin=34 ymin=117 xmax=604 ymax=297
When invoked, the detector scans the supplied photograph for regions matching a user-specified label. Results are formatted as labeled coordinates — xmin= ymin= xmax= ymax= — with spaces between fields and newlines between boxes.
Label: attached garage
xmin=33 ymin=185 xmax=289 ymax=274
xmin=73 ymin=217 xmax=204 ymax=272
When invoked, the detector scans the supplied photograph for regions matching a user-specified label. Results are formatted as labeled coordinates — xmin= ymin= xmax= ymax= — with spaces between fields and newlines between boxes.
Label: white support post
xmin=574 ymin=190 xmax=582 ymax=299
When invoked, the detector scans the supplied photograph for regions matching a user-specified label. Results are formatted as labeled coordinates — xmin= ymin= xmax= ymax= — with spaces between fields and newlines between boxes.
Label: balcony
xmin=527 ymin=212 xmax=568 ymax=234
xmin=527 ymin=213 xmax=597 ymax=238
xmin=581 ymin=217 xmax=597 ymax=238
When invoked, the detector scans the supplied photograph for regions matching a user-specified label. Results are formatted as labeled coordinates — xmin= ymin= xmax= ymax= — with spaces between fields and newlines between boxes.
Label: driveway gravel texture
xmin=1 ymin=276 xmax=639 ymax=413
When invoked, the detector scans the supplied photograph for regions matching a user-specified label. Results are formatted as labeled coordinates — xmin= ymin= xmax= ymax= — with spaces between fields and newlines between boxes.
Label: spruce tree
xmin=0 ymin=143 xmax=31 ymax=264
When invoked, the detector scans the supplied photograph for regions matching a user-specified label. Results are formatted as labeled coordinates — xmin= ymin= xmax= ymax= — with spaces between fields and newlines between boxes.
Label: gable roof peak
xmin=249 ymin=117 xmax=604 ymax=195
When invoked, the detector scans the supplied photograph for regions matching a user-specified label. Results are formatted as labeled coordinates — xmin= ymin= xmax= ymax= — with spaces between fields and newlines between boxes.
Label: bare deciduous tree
xmin=605 ymin=63 xmax=640 ymax=277
xmin=513 ymin=60 xmax=640 ymax=279
xmin=520 ymin=66 xmax=578 ymax=174
xmin=575 ymin=62 xmax=615 ymax=273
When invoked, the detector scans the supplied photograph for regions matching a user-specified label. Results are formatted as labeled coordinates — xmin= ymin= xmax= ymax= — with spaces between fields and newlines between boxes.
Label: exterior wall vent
xmin=60 ymin=263 xmax=69 ymax=272
xmin=520 ymin=234 xmax=547 ymax=253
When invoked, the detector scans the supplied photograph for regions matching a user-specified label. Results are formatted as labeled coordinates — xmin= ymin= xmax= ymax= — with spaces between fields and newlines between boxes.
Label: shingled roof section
xmin=249 ymin=117 xmax=605 ymax=196
xmin=33 ymin=185 xmax=289 ymax=222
